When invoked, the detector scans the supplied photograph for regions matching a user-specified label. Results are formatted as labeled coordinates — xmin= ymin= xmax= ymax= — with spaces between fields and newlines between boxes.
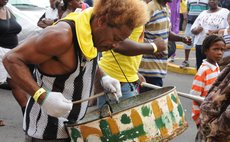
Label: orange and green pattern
xmin=68 ymin=91 xmax=186 ymax=142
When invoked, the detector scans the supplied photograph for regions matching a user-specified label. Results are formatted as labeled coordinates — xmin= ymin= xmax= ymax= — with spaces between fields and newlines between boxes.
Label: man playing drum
xmin=2 ymin=0 xmax=166 ymax=141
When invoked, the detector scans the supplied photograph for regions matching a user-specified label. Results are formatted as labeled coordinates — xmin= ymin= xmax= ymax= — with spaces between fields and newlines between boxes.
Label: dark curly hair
xmin=202 ymin=35 xmax=226 ymax=54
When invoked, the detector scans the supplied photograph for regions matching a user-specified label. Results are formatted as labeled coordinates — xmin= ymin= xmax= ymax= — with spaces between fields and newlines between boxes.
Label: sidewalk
xmin=167 ymin=43 xmax=197 ymax=75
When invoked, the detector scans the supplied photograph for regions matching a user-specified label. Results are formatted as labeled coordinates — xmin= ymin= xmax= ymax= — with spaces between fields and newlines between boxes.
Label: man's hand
xmin=153 ymin=37 xmax=167 ymax=52
xmin=42 ymin=18 xmax=55 ymax=25
xmin=41 ymin=92 xmax=73 ymax=117
xmin=138 ymin=73 xmax=146 ymax=83
xmin=181 ymin=36 xmax=192 ymax=46
xmin=192 ymin=25 xmax=203 ymax=35
xmin=100 ymin=75 xmax=122 ymax=101
xmin=207 ymin=29 xmax=219 ymax=36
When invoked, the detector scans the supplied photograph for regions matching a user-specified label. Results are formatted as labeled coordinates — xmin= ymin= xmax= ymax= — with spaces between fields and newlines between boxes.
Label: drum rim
xmin=65 ymin=86 xmax=178 ymax=127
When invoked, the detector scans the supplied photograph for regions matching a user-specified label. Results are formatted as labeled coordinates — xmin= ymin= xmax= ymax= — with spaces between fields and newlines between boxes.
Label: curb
xmin=176 ymin=44 xmax=195 ymax=51
xmin=168 ymin=62 xmax=197 ymax=75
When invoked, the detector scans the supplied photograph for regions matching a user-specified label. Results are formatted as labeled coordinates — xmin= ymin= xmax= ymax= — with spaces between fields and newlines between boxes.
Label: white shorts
xmin=0 ymin=47 xmax=10 ymax=84
xmin=184 ymin=23 xmax=195 ymax=49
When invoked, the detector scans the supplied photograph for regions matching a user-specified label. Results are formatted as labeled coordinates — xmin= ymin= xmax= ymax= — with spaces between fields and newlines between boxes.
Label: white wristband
xmin=150 ymin=42 xmax=157 ymax=53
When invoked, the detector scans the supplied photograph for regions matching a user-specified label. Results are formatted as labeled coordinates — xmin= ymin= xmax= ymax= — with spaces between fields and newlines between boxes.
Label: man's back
xmin=139 ymin=0 xmax=170 ymax=78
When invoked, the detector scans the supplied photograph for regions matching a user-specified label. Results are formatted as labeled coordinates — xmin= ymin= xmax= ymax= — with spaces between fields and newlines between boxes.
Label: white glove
xmin=41 ymin=92 xmax=73 ymax=117
xmin=101 ymin=75 xmax=122 ymax=100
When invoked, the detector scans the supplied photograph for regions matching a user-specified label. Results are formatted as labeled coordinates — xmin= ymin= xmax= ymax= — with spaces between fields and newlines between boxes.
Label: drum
xmin=65 ymin=86 xmax=188 ymax=142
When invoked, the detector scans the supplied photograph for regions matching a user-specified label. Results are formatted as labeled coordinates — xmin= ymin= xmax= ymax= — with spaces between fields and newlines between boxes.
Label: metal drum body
xmin=66 ymin=86 xmax=188 ymax=142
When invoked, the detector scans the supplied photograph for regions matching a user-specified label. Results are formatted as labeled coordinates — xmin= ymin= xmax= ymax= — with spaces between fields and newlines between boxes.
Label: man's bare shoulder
xmin=35 ymin=22 xmax=74 ymax=56
xmin=42 ymin=22 xmax=72 ymax=45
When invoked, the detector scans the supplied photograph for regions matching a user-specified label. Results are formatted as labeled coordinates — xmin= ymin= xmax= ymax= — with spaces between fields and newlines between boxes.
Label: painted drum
xmin=65 ymin=86 xmax=188 ymax=142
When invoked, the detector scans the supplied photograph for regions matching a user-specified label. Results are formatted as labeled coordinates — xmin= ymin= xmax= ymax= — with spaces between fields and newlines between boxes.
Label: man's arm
xmin=169 ymin=31 xmax=192 ymax=45
xmin=37 ymin=13 xmax=48 ymax=28
xmin=190 ymin=13 xmax=203 ymax=35
xmin=112 ymin=37 xmax=166 ymax=56
xmin=3 ymin=22 xmax=73 ymax=102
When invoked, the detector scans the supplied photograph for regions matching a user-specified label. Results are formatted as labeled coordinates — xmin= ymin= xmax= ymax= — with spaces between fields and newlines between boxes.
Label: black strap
xmin=60 ymin=20 xmax=87 ymax=72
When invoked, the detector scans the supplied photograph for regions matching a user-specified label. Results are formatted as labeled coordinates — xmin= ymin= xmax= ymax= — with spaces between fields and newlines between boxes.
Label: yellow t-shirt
xmin=98 ymin=26 xmax=144 ymax=82
xmin=180 ymin=0 xmax=187 ymax=14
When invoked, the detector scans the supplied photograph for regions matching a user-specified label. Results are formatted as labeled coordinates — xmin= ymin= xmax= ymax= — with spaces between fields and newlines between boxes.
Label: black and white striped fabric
xmin=223 ymin=29 xmax=230 ymax=45
xmin=23 ymin=21 xmax=98 ymax=140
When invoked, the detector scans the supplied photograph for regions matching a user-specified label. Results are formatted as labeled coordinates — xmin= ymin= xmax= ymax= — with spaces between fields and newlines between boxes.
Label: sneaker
xmin=180 ymin=61 xmax=189 ymax=68
xmin=169 ymin=57 xmax=175 ymax=62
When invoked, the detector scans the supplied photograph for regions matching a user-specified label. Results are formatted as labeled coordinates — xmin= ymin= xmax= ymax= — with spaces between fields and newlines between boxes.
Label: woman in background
xmin=191 ymin=0 xmax=229 ymax=70
xmin=61 ymin=0 xmax=88 ymax=18
xmin=0 ymin=0 xmax=28 ymax=125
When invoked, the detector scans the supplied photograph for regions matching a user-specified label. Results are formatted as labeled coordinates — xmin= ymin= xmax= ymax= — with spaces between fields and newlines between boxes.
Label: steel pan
xmin=65 ymin=86 xmax=188 ymax=142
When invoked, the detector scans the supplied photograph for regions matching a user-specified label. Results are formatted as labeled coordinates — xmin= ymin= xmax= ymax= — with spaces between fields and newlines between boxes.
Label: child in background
xmin=190 ymin=35 xmax=225 ymax=141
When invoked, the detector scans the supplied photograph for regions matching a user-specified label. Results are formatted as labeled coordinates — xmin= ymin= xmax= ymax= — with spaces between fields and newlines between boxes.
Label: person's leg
xmin=185 ymin=49 xmax=190 ymax=61
xmin=98 ymin=82 xmax=138 ymax=107
xmin=182 ymin=13 xmax=187 ymax=31
xmin=179 ymin=13 xmax=183 ymax=31
xmin=195 ymin=45 xmax=206 ymax=70
xmin=7 ymin=78 xmax=28 ymax=115
xmin=120 ymin=83 xmax=138 ymax=99
xmin=180 ymin=23 xmax=193 ymax=68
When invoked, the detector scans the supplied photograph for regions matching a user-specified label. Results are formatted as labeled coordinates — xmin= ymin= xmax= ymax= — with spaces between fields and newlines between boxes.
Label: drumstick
xmin=72 ymin=92 xmax=104 ymax=104
xmin=141 ymin=82 xmax=204 ymax=103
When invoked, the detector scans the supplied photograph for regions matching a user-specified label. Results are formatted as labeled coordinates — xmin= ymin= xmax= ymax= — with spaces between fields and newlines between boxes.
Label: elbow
xmin=2 ymin=51 xmax=17 ymax=72
xmin=191 ymin=30 xmax=197 ymax=35
xmin=2 ymin=53 xmax=11 ymax=71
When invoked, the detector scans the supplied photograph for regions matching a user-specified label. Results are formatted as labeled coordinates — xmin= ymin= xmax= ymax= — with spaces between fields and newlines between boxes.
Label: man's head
xmin=50 ymin=0 xmax=57 ymax=9
xmin=208 ymin=0 xmax=219 ymax=10
xmin=0 ymin=0 xmax=8 ymax=7
xmin=62 ymin=0 xmax=83 ymax=11
xmin=91 ymin=0 xmax=149 ymax=52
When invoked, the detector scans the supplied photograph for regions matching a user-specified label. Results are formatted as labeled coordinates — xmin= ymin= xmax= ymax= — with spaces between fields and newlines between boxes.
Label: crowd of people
xmin=0 ymin=0 xmax=230 ymax=141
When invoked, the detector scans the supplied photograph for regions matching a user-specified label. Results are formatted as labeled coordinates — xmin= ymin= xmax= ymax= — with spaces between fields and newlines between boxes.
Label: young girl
xmin=190 ymin=35 xmax=225 ymax=141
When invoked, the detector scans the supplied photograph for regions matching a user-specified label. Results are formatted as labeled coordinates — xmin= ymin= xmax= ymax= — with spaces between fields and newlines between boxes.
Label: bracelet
xmin=33 ymin=88 xmax=46 ymax=102
xmin=150 ymin=42 xmax=158 ymax=53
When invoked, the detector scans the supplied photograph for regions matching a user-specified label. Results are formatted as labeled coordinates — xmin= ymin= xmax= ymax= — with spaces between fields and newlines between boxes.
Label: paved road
xmin=164 ymin=72 xmax=197 ymax=142
xmin=0 ymin=71 xmax=197 ymax=142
